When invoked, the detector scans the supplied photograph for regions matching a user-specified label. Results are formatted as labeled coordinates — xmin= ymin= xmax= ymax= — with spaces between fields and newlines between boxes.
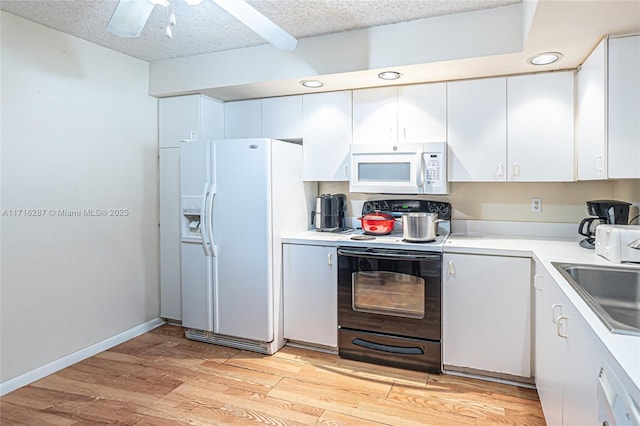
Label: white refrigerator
xmin=179 ymin=138 xmax=312 ymax=354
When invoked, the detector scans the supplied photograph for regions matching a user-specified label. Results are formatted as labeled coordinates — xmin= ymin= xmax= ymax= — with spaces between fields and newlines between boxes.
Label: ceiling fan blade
xmin=211 ymin=0 xmax=297 ymax=51
xmin=107 ymin=0 xmax=155 ymax=37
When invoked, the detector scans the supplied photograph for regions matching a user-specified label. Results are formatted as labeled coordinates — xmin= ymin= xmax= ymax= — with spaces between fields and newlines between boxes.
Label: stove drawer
xmin=339 ymin=328 xmax=441 ymax=373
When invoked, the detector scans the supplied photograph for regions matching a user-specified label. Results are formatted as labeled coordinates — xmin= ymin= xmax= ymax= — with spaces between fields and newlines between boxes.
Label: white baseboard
xmin=0 ymin=317 xmax=165 ymax=396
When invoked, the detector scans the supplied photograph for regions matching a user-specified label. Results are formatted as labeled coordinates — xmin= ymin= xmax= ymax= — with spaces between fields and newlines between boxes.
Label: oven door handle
xmin=352 ymin=338 xmax=425 ymax=355
xmin=337 ymin=248 xmax=440 ymax=261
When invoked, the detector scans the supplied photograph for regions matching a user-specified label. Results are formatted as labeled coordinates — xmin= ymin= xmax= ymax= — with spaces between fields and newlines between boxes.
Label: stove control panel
xmin=362 ymin=199 xmax=451 ymax=220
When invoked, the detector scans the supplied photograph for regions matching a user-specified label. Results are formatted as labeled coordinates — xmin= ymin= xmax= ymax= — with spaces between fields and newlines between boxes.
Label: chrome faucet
xmin=629 ymin=239 xmax=640 ymax=250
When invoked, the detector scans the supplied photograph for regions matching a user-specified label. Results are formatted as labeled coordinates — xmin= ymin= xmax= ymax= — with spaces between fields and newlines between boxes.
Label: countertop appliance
xmin=179 ymin=138 xmax=310 ymax=354
xmin=312 ymin=193 xmax=347 ymax=232
xmin=595 ymin=225 xmax=640 ymax=263
xmin=337 ymin=199 xmax=451 ymax=373
xmin=579 ymin=200 xmax=632 ymax=249
xmin=349 ymin=142 xmax=449 ymax=195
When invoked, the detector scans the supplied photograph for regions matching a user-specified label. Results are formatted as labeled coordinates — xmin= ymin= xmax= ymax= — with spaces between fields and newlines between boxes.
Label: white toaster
xmin=595 ymin=225 xmax=640 ymax=263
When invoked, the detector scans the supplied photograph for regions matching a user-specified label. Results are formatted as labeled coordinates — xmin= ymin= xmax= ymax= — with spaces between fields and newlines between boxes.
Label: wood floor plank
xmin=0 ymin=325 xmax=547 ymax=425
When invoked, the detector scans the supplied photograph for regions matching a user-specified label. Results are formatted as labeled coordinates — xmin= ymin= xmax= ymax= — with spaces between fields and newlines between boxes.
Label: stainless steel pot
xmin=402 ymin=212 xmax=441 ymax=242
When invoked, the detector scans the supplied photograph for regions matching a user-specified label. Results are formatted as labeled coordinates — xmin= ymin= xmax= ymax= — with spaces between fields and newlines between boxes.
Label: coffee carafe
xmin=578 ymin=200 xmax=631 ymax=248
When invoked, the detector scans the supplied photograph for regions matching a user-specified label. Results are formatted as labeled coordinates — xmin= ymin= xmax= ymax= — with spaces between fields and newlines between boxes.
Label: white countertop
xmin=283 ymin=229 xmax=640 ymax=397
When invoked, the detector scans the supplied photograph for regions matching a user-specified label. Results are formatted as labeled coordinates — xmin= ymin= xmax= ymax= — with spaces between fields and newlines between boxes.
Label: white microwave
xmin=349 ymin=142 xmax=449 ymax=194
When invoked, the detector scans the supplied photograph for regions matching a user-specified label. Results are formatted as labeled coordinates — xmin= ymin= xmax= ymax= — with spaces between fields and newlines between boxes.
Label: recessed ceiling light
xmin=378 ymin=71 xmax=402 ymax=80
xmin=300 ymin=80 xmax=324 ymax=88
xmin=528 ymin=52 xmax=562 ymax=66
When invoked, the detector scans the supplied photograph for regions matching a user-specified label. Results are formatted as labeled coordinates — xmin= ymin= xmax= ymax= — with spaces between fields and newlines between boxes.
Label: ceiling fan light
xmin=211 ymin=0 xmax=297 ymax=51
xmin=108 ymin=0 xmax=156 ymax=37
xmin=528 ymin=52 xmax=562 ymax=65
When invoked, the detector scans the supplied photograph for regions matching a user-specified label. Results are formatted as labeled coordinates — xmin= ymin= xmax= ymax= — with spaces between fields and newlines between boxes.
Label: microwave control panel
xmin=423 ymin=152 xmax=444 ymax=187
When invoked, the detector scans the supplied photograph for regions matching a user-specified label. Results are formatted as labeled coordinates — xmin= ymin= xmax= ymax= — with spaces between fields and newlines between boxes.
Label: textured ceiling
xmin=0 ymin=0 xmax=520 ymax=62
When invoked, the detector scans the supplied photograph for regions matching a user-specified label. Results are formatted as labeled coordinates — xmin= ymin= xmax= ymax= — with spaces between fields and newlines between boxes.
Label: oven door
xmin=337 ymin=247 xmax=441 ymax=341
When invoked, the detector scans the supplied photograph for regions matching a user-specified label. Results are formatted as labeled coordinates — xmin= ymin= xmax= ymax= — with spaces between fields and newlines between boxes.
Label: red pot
xmin=359 ymin=212 xmax=397 ymax=235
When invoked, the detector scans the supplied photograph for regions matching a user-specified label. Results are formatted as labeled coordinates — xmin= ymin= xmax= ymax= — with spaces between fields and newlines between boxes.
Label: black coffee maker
xmin=312 ymin=194 xmax=348 ymax=232
xmin=578 ymin=200 xmax=631 ymax=248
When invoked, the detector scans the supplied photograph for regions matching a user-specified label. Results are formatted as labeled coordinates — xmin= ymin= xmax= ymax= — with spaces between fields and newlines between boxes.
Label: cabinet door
xmin=608 ymin=35 xmax=640 ymax=178
xmin=159 ymin=148 xmax=181 ymax=320
xmin=302 ymin=91 xmax=352 ymax=181
xmin=352 ymin=86 xmax=398 ymax=144
xmin=159 ymin=95 xmax=200 ymax=148
xmin=224 ymin=99 xmax=262 ymax=139
xmin=262 ymin=95 xmax=303 ymax=140
xmin=200 ymin=96 xmax=225 ymax=142
xmin=447 ymin=78 xmax=507 ymax=181
xmin=283 ymin=244 xmax=337 ymax=348
xmin=443 ymin=253 xmax=531 ymax=378
xmin=397 ymin=83 xmax=447 ymax=143
xmin=507 ymin=72 xmax=575 ymax=182
xmin=577 ymin=39 xmax=608 ymax=180
xmin=535 ymin=266 xmax=566 ymax=426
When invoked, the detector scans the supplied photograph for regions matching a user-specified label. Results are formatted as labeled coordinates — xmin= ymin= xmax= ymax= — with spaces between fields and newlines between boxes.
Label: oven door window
xmin=352 ymin=271 xmax=425 ymax=319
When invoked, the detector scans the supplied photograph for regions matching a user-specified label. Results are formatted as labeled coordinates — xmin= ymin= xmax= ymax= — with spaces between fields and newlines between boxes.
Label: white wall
xmin=0 ymin=12 xmax=159 ymax=383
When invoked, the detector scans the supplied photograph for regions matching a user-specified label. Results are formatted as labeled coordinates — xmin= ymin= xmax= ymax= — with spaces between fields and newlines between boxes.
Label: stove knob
xmin=438 ymin=204 xmax=450 ymax=219
xmin=363 ymin=203 xmax=373 ymax=214
xmin=428 ymin=203 xmax=439 ymax=213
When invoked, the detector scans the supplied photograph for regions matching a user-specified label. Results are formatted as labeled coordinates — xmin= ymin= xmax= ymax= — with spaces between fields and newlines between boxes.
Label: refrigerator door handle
xmin=200 ymin=183 xmax=212 ymax=256
xmin=207 ymin=183 xmax=217 ymax=257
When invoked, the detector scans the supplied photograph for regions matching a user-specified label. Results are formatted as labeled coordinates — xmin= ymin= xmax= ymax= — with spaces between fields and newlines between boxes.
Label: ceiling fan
xmin=107 ymin=0 xmax=297 ymax=51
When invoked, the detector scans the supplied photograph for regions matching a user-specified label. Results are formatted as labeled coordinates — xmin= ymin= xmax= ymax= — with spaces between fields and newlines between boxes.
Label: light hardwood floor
xmin=0 ymin=325 xmax=546 ymax=425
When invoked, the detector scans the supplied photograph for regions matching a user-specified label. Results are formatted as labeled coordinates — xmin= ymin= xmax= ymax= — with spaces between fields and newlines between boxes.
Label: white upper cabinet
xmin=302 ymin=91 xmax=352 ymax=181
xmin=608 ymin=35 xmax=640 ymax=178
xmin=448 ymin=73 xmax=575 ymax=182
xmin=262 ymin=95 xmax=303 ymax=140
xmin=397 ymin=83 xmax=447 ymax=143
xmin=353 ymin=84 xmax=447 ymax=145
xmin=577 ymin=39 xmax=608 ymax=180
xmin=352 ymin=86 xmax=398 ymax=144
xmin=160 ymin=95 xmax=223 ymax=147
xmin=224 ymin=99 xmax=262 ymax=139
xmin=507 ymin=71 xmax=575 ymax=182
xmin=577 ymin=35 xmax=640 ymax=180
xmin=224 ymin=96 xmax=303 ymax=141
xmin=447 ymin=77 xmax=507 ymax=181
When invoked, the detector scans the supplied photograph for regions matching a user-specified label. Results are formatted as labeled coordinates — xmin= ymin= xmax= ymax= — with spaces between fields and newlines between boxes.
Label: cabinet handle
xmin=403 ymin=127 xmax=407 ymax=142
xmin=344 ymin=165 xmax=349 ymax=179
xmin=496 ymin=163 xmax=505 ymax=179
xmin=556 ymin=316 xmax=568 ymax=338
xmin=552 ymin=304 xmax=563 ymax=324
xmin=594 ymin=155 xmax=604 ymax=172
xmin=389 ymin=127 xmax=393 ymax=142
xmin=448 ymin=261 xmax=456 ymax=277
xmin=533 ymin=274 xmax=543 ymax=291
xmin=327 ymin=253 xmax=333 ymax=267
xmin=512 ymin=162 xmax=520 ymax=177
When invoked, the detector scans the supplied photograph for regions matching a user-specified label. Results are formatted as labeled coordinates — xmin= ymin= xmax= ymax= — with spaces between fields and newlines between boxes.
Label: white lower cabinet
xmin=443 ymin=253 xmax=531 ymax=379
xmin=283 ymin=244 xmax=337 ymax=348
xmin=535 ymin=262 xmax=602 ymax=425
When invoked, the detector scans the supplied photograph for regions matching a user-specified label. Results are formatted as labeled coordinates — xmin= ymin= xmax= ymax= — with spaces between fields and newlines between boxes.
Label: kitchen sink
xmin=552 ymin=262 xmax=640 ymax=336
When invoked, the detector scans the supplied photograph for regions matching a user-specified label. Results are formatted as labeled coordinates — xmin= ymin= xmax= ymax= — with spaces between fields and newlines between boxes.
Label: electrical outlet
xmin=531 ymin=198 xmax=542 ymax=213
